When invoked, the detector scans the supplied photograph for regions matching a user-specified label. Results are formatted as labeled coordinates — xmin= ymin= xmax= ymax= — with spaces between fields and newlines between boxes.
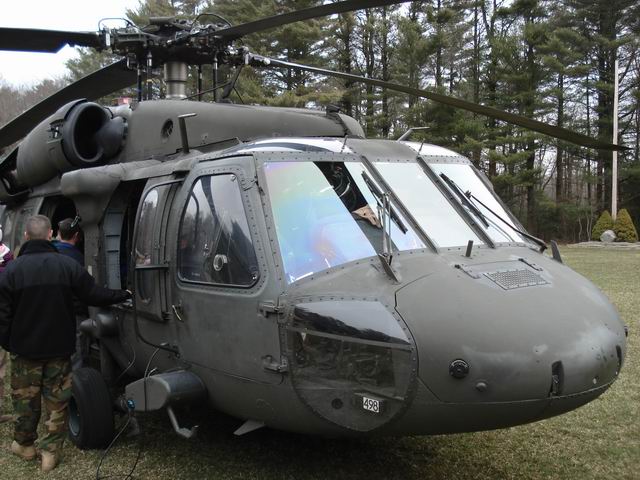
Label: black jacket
xmin=0 ymin=239 xmax=129 ymax=359
xmin=51 ymin=240 xmax=89 ymax=317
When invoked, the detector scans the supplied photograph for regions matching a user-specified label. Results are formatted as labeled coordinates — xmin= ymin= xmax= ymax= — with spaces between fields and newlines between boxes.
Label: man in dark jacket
xmin=0 ymin=215 xmax=130 ymax=472
xmin=52 ymin=217 xmax=88 ymax=369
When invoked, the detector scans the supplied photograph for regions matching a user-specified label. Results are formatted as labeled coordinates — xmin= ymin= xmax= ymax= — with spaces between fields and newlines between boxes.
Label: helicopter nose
xmin=395 ymin=258 xmax=626 ymax=408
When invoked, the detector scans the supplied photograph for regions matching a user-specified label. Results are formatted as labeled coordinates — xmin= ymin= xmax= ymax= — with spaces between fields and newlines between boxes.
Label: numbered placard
xmin=362 ymin=396 xmax=381 ymax=414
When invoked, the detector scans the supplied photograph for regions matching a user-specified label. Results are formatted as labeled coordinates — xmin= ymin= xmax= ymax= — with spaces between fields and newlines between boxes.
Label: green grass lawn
xmin=0 ymin=247 xmax=638 ymax=479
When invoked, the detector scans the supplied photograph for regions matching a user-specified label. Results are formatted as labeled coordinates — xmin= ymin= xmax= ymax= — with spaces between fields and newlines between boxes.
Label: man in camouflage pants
xmin=0 ymin=225 xmax=14 ymax=423
xmin=0 ymin=215 xmax=129 ymax=471
xmin=0 ymin=348 xmax=9 ymax=421
xmin=11 ymin=356 xmax=72 ymax=455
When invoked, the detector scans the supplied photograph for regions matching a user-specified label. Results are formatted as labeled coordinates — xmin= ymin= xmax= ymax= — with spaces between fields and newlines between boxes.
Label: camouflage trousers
xmin=11 ymin=354 xmax=72 ymax=453
xmin=0 ymin=347 xmax=7 ymax=404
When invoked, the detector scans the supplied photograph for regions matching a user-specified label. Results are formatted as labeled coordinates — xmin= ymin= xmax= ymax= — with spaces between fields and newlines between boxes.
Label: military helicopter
xmin=0 ymin=0 xmax=628 ymax=450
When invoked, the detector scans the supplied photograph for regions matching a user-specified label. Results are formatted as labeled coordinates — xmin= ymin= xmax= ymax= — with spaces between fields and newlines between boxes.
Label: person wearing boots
xmin=0 ymin=215 xmax=130 ymax=472
xmin=0 ymin=225 xmax=14 ymax=424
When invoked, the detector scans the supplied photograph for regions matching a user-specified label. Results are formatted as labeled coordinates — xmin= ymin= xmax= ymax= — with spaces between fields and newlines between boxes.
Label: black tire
xmin=68 ymin=367 xmax=115 ymax=449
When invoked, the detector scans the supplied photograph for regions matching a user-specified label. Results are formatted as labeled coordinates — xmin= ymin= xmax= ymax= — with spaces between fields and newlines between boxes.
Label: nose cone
xmin=395 ymin=258 xmax=626 ymax=406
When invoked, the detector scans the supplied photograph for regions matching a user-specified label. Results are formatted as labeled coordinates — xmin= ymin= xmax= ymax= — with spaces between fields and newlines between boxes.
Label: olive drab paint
xmin=0 ymin=2 xmax=627 ymax=446
xmin=0 ymin=118 xmax=627 ymax=438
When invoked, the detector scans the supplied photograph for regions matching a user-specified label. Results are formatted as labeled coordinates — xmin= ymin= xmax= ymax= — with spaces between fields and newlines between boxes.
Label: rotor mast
xmin=164 ymin=62 xmax=189 ymax=100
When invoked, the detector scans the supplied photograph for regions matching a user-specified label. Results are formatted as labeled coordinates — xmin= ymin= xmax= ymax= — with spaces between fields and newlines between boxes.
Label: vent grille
xmin=484 ymin=269 xmax=548 ymax=290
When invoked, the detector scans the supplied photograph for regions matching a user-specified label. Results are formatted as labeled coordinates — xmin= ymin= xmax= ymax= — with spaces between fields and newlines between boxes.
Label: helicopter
xmin=0 ymin=0 xmax=628 ymax=450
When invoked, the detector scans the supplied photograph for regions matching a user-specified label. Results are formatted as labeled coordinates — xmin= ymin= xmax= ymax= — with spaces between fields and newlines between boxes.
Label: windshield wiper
xmin=440 ymin=173 xmax=547 ymax=252
xmin=357 ymin=171 xmax=401 ymax=282
xmin=361 ymin=171 xmax=408 ymax=234
xmin=465 ymin=190 xmax=548 ymax=252
xmin=439 ymin=173 xmax=490 ymax=228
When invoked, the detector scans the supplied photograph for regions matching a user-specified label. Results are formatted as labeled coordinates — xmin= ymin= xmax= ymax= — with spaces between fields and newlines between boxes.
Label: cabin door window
xmin=178 ymin=174 xmax=259 ymax=287
xmin=133 ymin=181 xmax=178 ymax=318
xmin=135 ymin=189 xmax=159 ymax=302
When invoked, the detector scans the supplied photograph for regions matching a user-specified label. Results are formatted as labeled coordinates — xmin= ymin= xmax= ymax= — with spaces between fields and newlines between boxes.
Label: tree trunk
xmin=471 ymin=0 xmax=482 ymax=167
xmin=364 ymin=10 xmax=376 ymax=137
xmin=380 ymin=7 xmax=390 ymax=138
xmin=524 ymin=21 xmax=537 ymax=232
xmin=338 ymin=14 xmax=355 ymax=116
xmin=407 ymin=4 xmax=421 ymax=109
xmin=596 ymin=4 xmax=618 ymax=211
xmin=483 ymin=0 xmax=498 ymax=178
xmin=435 ymin=0 xmax=443 ymax=89
xmin=555 ymin=72 xmax=564 ymax=203
xmin=586 ymin=72 xmax=592 ymax=203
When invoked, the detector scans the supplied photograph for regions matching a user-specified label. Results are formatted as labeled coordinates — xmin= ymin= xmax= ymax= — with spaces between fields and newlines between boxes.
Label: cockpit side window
xmin=263 ymin=161 xmax=377 ymax=284
xmin=178 ymin=174 xmax=259 ymax=287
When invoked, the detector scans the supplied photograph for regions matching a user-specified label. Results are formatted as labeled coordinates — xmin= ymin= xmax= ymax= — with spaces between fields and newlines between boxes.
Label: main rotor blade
xmin=261 ymin=57 xmax=626 ymax=151
xmin=0 ymin=28 xmax=101 ymax=53
xmin=215 ymin=0 xmax=412 ymax=40
xmin=0 ymin=59 xmax=136 ymax=149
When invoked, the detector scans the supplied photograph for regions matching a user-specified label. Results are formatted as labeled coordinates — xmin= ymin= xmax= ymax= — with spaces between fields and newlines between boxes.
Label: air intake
xmin=484 ymin=269 xmax=548 ymax=290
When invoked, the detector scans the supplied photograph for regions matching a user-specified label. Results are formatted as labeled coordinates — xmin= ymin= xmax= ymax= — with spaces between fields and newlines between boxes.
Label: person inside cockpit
xmin=317 ymin=162 xmax=391 ymax=254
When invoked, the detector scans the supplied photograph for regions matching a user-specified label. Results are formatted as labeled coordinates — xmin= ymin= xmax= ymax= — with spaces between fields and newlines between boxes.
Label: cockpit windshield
xmin=374 ymin=162 xmax=484 ymax=248
xmin=430 ymin=163 xmax=528 ymax=244
xmin=263 ymin=159 xmax=484 ymax=284
xmin=263 ymin=162 xmax=376 ymax=283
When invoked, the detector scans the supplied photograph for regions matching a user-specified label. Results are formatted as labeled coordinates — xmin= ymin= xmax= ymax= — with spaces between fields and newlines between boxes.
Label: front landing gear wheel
xmin=68 ymin=367 xmax=115 ymax=449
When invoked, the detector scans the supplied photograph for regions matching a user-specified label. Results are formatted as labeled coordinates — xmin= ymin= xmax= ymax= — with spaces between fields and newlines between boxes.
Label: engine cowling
xmin=16 ymin=100 xmax=126 ymax=187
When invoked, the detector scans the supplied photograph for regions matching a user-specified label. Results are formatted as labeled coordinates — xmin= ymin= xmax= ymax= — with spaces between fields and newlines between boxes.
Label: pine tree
xmin=16 ymin=0 xmax=639 ymax=238
xmin=565 ymin=0 xmax=637 ymax=210
xmin=490 ymin=0 xmax=550 ymax=231
xmin=394 ymin=3 xmax=429 ymax=120
xmin=214 ymin=0 xmax=337 ymax=107
xmin=326 ymin=10 xmax=357 ymax=116
xmin=613 ymin=209 xmax=639 ymax=242
xmin=591 ymin=210 xmax=614 ymax=240
xmin=377 ymin=5 xmax=396 ymax=137
xmin=539 ymin=8 xmax=589 ymax=205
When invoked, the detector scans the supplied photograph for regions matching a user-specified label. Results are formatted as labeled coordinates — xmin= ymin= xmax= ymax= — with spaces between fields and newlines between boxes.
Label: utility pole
xmin=612 ymin=59 xmax=619 ymax=220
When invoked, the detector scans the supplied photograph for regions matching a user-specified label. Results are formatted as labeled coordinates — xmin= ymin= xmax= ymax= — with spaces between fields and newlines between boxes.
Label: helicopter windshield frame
xmin=255 ymin=151 xmax=513 ymax=286
xmin=250 ymin=147 xmax=538 ymax=286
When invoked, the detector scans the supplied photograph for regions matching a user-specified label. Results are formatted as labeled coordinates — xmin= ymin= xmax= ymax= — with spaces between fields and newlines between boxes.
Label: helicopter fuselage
xmin=0 ymin=100 xmax=626 ymax=438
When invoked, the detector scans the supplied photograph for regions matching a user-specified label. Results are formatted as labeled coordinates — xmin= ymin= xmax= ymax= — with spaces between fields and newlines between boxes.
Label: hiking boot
xmin=41 ymin=451 xmax=59 ymax=472
xmin=10 ymin=440 xmax=36 ymax=460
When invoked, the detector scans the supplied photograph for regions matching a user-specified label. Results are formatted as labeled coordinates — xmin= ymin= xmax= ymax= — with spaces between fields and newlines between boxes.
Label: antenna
xmin=341 ymin=134 xmax=348 ymax=153
xmin=178 ymin=113 xmax=197 ymax=154
xmin=397 ymin=126 xmax=429 ymax=142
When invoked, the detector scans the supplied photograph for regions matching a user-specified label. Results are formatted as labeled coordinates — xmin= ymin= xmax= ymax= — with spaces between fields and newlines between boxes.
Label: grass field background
xmin=0 ymin=247 xmax=637 ymax=479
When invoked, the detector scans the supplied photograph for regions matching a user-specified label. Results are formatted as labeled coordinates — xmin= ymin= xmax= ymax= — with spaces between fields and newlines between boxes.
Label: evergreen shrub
xmin=613 ymin=209 xmax=639 ymax=243
xmin=591 ymin=210 xmax=614 ymax=240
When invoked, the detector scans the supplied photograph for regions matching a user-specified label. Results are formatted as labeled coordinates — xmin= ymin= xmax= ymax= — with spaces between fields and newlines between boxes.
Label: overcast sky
xmin=0 ymin=0 xmax=141 ymax=87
